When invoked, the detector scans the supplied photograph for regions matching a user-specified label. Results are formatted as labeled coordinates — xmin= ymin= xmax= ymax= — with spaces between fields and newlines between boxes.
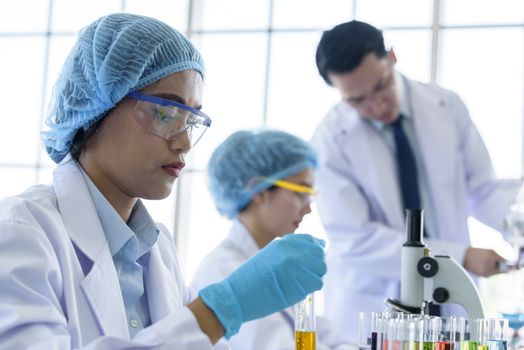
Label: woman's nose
xmin=168 ymin=128 xmax=192 ymax=154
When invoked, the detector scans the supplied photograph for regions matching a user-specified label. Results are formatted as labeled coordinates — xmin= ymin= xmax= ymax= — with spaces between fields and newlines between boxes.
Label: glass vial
xmin=295 ymin=293 xmax=316 ymax=350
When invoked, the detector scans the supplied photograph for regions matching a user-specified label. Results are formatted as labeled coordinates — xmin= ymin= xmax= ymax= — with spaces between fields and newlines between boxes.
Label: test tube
xmin=385 ymin=318 xmax=400 ymax=350
xmin=403 ymin=318 xmax=424 ymax=350
xmin=387 ymin=316 xmax=414 ymax=350
xmin=423 ymin=316 xmax=442 ymax=350
xmin=295 ymin=293 xmax=316 ymax=350
xmin=376 ymin=315 xmax=388 ymax=350
xmin=457 ymin=318 xmax=477 ymax=350
xmin=474 ymin=318 xmax=490 ymax=350
xmin=487 ymin=318 xmax=508 ymax=350
xmin=359 ymin=312 xmax=380 ymax=350
xmin=436 ymin=317 xmax=456 ymax=350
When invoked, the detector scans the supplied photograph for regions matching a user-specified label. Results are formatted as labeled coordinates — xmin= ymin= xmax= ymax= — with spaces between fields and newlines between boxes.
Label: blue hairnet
xmin=42 ymin=13 xmax=205 ymax=163
xmin=207 ymin=129 xmax=318 ymax=219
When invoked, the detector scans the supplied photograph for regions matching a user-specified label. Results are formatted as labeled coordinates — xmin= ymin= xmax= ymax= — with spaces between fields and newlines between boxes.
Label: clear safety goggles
xmin=272 ymin=179 xmax=317 ymax=204
xmin=127 ymin=91 xmax=212 ymax=147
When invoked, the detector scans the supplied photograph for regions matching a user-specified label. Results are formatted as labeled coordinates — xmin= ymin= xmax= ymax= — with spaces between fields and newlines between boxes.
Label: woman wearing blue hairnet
xmin=0 ymin=14 xmax=326 ymax=349
xmin=191 ymin=129 xmax=353 ymax=350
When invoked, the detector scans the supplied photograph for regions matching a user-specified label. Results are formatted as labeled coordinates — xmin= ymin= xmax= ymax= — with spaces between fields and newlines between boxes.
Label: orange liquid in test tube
xmin=296 ymin=331 xmax=316 ymax=350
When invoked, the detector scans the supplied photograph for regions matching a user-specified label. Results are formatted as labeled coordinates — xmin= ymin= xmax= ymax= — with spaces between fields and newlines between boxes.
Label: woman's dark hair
xmin=70 ymin=118 xmax=104 ymax=160
xmin=316 ymin=20 xmax=387 ymax=86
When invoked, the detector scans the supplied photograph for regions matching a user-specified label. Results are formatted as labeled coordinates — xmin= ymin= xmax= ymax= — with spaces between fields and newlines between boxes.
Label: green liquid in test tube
xmin=423 ymin=342 xmax=436 ymax=350
xmin=459 ymin=341 xmax=478 ymax=350
xmin=475 ymin=319 xmax=490 ymax=350
xmin=422 ymin=317 xmax=441 ymax=350
xmin=457 ymin=318 xmax=477 ymax=350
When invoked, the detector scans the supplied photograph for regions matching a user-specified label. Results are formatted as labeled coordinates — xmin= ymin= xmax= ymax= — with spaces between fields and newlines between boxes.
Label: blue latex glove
xmin=199 ymin=233 xmax=326 ymax=338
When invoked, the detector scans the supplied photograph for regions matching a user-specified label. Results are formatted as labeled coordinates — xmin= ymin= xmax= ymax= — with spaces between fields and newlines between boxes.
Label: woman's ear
xmin=251 ymin=191 xmax=266 ymax=206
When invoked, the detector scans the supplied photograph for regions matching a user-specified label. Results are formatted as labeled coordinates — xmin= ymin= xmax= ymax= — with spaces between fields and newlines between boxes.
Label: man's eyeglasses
xmin=346 ymin=63 xmax=396 ymax=108
xmin=273 ymin=179 xmax=316 ymax=204
xmin=127 ymin=91 xmax=212 ymax=147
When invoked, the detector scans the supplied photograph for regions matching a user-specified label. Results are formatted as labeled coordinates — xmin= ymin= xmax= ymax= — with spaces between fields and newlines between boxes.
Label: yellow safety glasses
xmin=272 ymin=179 xmax=316 ymax=204
xmin=273 ymin=180 xmax=316 ymax=194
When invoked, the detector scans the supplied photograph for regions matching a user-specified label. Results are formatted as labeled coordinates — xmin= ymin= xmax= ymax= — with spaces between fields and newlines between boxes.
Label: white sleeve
xmin=0 ymin=220 xmax=219 ymax=350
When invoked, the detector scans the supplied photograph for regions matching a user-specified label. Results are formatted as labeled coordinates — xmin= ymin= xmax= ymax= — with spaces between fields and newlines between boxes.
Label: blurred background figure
xmin=311 ymin=19 xmax=522 ymax=342
xmin=192 ymin=129 xmax=353 ymax=350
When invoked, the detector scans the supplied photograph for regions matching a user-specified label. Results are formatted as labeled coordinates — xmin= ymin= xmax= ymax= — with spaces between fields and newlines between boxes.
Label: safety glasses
xmin=273 ymin=179 xmax=317 ymax=204
xmin=127 ymin=91 xmax=212 ymax=147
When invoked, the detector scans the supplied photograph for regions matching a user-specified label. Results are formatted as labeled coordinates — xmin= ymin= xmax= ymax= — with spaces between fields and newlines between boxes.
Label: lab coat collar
xmin=81 ymin=166 xmax=159 ymax=259
xmin=53 ymin=155 xmax=109 ymax=262
xmin=228 ymin=219 xmax=261 ymax=258
xmin=345 ymin=116 xmax=405 ymax=227
xmin=53 ymin=154 xmax=129 ymax=338
xmin=407 ymin=78 xmax=458 ymax=231
xmin=397 ymin=71 xmax=410 ymax=117
xmin=81 ymin=168 xmax=132 ymax=256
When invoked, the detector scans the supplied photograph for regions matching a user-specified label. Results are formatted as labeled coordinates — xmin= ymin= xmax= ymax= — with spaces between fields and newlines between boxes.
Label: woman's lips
xmin=161 ymin=162 xmax=185 ymax=177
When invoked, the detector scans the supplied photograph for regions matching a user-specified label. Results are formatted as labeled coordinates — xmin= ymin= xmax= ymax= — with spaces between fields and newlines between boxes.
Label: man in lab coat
xmin=311 ymin=20 xmax=522 ymax=342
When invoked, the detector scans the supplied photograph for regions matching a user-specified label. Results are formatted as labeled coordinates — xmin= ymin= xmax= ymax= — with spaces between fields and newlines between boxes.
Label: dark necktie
xmin=391 ymin=115 xmax=421 ymax=212
xmin=391 ymin=115 xmax=440 ymax=316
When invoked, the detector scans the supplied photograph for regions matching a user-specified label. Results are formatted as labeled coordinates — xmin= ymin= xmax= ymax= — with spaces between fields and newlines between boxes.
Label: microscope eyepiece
xmin=404 ymin=209 xmax=425 ymax=247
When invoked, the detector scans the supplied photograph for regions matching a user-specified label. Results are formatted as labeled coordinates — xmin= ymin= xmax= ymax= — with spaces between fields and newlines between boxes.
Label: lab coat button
xmin=130 ymin=319 xmax=139 ymax=328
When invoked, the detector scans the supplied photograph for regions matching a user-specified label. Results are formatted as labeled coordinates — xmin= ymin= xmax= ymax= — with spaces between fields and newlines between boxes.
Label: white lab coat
xmin=191 ymin=220 xmax=356 ymax=350
xmin=311 ymin=75 xmax=522 ymax=342
xmin=0 ymin=155 xmax=229 ymax=349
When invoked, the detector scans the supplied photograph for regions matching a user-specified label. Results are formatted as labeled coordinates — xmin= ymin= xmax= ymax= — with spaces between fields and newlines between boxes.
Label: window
xmin=1 ymin=0 xmax=523 ymax=317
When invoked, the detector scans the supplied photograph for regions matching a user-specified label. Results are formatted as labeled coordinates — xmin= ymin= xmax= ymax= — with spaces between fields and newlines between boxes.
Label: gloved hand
xmin=199 ymin=233 xmax=326 ymax=338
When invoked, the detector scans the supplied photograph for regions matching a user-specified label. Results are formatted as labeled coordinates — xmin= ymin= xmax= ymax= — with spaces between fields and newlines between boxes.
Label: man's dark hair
xmin=316 ymin=20 xmax=387 ymax=86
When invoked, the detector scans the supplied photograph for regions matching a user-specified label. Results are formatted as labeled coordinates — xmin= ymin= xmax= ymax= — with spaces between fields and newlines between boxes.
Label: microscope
xmin=386 ymin=209 xmax=486 ymax=320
